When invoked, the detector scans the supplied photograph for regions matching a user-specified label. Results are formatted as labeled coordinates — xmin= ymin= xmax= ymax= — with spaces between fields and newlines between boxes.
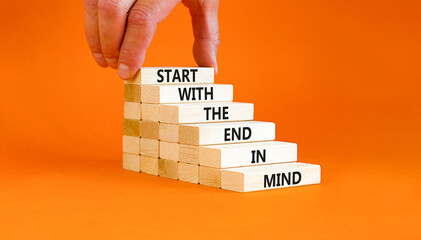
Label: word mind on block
xmin=159 ymin=102 xmax=254 ymax=124
xmin=141 ymin=84 xmax=233 ymax=104
xmin=221 ymin=163 xmax=321 ymax=192
xmin=125 ymin=67 xmax=214 ymax=85
xmin=179 ymin=121 xmax=275 ymax=145
xmin=200 ymin=141 xmax=297 ymax=168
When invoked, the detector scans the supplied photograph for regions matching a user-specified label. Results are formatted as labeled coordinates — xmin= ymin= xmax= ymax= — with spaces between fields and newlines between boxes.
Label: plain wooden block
xmin=159 ymin=123 xmax=178 ymax=142
xmin=124 ymin=67 xmax=214 ymax=85
xmin=140 ymin=156 xmax=158 ymax=176
xmin=199 ymin=166 xmax=221 ymax=188
xmin=123 ymin=119 xmax=141 ymax=137
xmin=200 ymin=141 xmax=297 ymax=168
xmin=159 ymin=102 xmax=254 ymax=124
xmin=178 ymin=144 xmax=199 ymax=164
xmin=124 ymin=84 xmax=141 ymax=102
xmin=142 ymin=103 xmax=159 ymax=121
xmin=158 ymin=159 xmax=178 ymax=180
xmin=123 ymin=153 xmax=141 ymax=172
xmin=159 ymin=141 xmax=179 ymax=161
xmin=178 ymin=162 xmax=199 ymax=184
xmin=140 ymin=121 xmax=159 ymax=139
xmin=179 ymin=121 xmax=275 ymax=146
xmin=221 ymin=163 xmax=321 ymax=192
xmin=140 ymin=138 xmax=159 ymax=158
xmin=141 ymin=84 xmax=233 ymax=104
xmin=122 ymin=135 xmax=140 ymax=154
xmin=124 ymin=102 xmax=141 ymax=120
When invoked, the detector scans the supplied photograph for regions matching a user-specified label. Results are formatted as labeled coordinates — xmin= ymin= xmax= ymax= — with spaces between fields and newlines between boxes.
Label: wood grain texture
xmin=159 ymin=102 xmax=254 ymax=124
xmin=159 ymin=123 xmax=178 ymax=142
xmin=124 ymin=67 xmax=214 ymax=85
xmin=199 ymin=166 xmax=221 ymax=188
xmin=158 ymin=159 xmax=178 ymax=180
xmin=124 ymin=84 xmax=141 ymax=102
xmin=199 ymin=141 xmax=297 ymax=168
xmin=178 ymin=144 xmax=199 ymax=164
xmin=179 ymin=121 xmax=275 ymax=146
xmin=159 ymin=141 xmax=179 ymax=161
xmin=140 ymin=121 xmax=159 ymax=139
xmin=178 ymin=162 xmax=199 ymax=184
xmin=141 ymin=84 xmax=233 ymax=104
xmin=141 ymin=103 xmax=159 ymax=121
xmin=140 ymin=156 xmax=158 ymax=176
xmin=122 ymin=135 xmax=140 ymax=154
xmin=123 ymin=153 xmax=141 ymax=172
xmin=123 ymin=119 xmax=141 ymax=137
xmin=124 ymin=102 xmax=141 ymax=120
xmin=140 ymin=138 xmax=159 ymax=158
xmin=221 ymin=163 xmax=321 ymax=192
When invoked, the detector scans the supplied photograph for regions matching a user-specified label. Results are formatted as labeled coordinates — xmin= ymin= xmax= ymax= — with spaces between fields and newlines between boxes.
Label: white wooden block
xmin=159 ymin=141 xmax=179 ymax=161
xmin=124 ymin=102 xmax=141 ymax=120
xmin=221 ymin=163 xmax=321 ymax=192
xmin=125 ymin=67 xmax=214 ymax=85
xmin=140 ymin=156 xmax=158 ymax=175
xmin=159 ymin=102 xmax=254 ymax=124
xmin=179 ymin=121 xmax=275 ymax=146
xmin=141 ymin=103 xmax=159 ymax=121
xmin=141 ymin=84 xmax=233 ymax=104
xmin=200 ymin=141 xmax=297 ymax=168
xmin=140 ymin=138 xmax=159 ymax=158
xmin=122 ymin=135 xmax=140 ymax=154
xmin=159 ymin=123 xmax=178 ymax=142
xmin=123 ymin=153 xmax=141 ymax=172
xmin=178 ymin=162 xmax=199 ymax=184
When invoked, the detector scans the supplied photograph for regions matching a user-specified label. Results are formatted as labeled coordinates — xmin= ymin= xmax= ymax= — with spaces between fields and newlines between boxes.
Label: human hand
xmin=84 ymin=0 xmax=219 ymax=79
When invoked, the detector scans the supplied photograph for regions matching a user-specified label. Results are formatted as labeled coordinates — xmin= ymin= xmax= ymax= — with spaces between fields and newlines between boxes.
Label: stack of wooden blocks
xmin=123 ymin=67 xmax=321 ymax=192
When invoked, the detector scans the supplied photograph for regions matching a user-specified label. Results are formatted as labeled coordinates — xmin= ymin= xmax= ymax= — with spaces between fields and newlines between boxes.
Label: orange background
xmin=0 ymin=0 xmax=420 ymax=239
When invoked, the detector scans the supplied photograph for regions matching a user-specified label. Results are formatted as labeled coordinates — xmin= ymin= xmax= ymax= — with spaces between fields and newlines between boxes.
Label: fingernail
xmin=118 ymin=64 xmax=131 ymax=79
xmin=106 ymin=58 xmax=118 ymax=69
xmin=93 ymin=53 xmax=108 ymax=67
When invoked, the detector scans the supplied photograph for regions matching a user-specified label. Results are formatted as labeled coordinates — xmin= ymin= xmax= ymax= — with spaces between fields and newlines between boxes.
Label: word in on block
xmin=125 ymin=67 xmax=214 ymax=85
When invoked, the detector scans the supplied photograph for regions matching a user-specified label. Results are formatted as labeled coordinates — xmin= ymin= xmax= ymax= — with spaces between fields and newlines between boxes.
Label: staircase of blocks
xmin=122 ymin=67 xmax=321 ymax=192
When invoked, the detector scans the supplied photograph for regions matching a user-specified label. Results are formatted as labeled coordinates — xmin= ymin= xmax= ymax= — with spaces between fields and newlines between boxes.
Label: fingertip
xmin=93 ymin=53 xmax=108 ymax=68
xmin=118 ymin=63 xmax=132 ymax=80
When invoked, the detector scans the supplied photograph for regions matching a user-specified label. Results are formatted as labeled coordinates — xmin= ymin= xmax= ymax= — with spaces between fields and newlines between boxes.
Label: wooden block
xmin=199 ymin=166 xmax=221 ymax=188
xmin=124 ymin=102 xmax=141 ymax=120
xmin=159 ymin=123 xmax=178 ymax=142
xmin=159 ymin=102 xmax=254 ymax=124
xmin=140 ymin=156 xmax=158 ymax=176
xmin=124 ymin=84 xmax=141 ymax=102
xmin=122 ymin=135 xmax=140 ymax=154
xmin=141 ymin=84 xmax=233 ymax=104
xmin=178 ymin=162 xmax=199 ymax=184
xmin=124 ymin=67 xmax=214 ymax=85
xmin=221 ymin=163 xmax=321 ymax=192
xmin=158 ymin=159 xmax=178 ymax=180
xmin=142 ymin=103 xmax=159 ymax=121
xmin=179 ymin=121 xmax=275 ymax=146
xmin=123 ymin=153 xmax=141 ymax=172
xmin=140 ymin=121 xmax=159 ymax=139
xmin=159 ymin=141 xmax=179 ymax=161
xmin=123 ymin=119 xmax=141 ymax=137
xmin=178 ymin=144 xmax=199 ymax=164
xmin=200 ymin=141 xmax=297 ymax=168
xmin=140 ymin=138 xmax=159 ymax=158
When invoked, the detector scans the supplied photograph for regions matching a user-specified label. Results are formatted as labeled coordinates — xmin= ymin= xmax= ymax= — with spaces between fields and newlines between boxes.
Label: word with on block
xmin=141 ymin=84 xmax=233 ymax=104
xmin=125 ymin=67 xmax=214 ymax=85
xmin=221 ymin=163 xmax=321 ymax=192
xmin=179 ymin=121 xmax=275 ymax=146
xmin=159 ymin=102 xmax=254 ymax=124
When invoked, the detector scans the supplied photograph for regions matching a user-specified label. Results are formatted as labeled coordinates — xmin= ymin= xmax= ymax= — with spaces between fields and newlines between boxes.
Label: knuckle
xmin=119 ymin=47 xmax=137 ymax=62
xmin=98 ymin=0 xmax=123 ymax=17
xmin=128 ymin=4 xmax=155 ymax=26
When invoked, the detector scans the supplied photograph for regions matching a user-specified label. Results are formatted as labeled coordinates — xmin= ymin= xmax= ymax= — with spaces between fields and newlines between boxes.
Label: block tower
xmin=123 ymin=67 xmax=321 ymax=192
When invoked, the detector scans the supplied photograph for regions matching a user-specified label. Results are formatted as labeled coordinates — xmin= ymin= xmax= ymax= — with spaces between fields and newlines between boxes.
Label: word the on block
xmin=179 ymin=121 xmax=275 ymax=145
xmin=221 ymin=163 xmax=321 ymax=192
xmin=124 ymin=102 xmax=141 ymax=120
xmin=200 ymin=141 xmax=297 ymax=168
xmin=140 ymin=156 xmax=158 ymax=176
xmin=125 ymin=67 xmax=214 ymax=85
xmin=141 ymin=84 xmax=233 ymax=104
xmin=159 ymin=102 xmax=254 ymax=124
